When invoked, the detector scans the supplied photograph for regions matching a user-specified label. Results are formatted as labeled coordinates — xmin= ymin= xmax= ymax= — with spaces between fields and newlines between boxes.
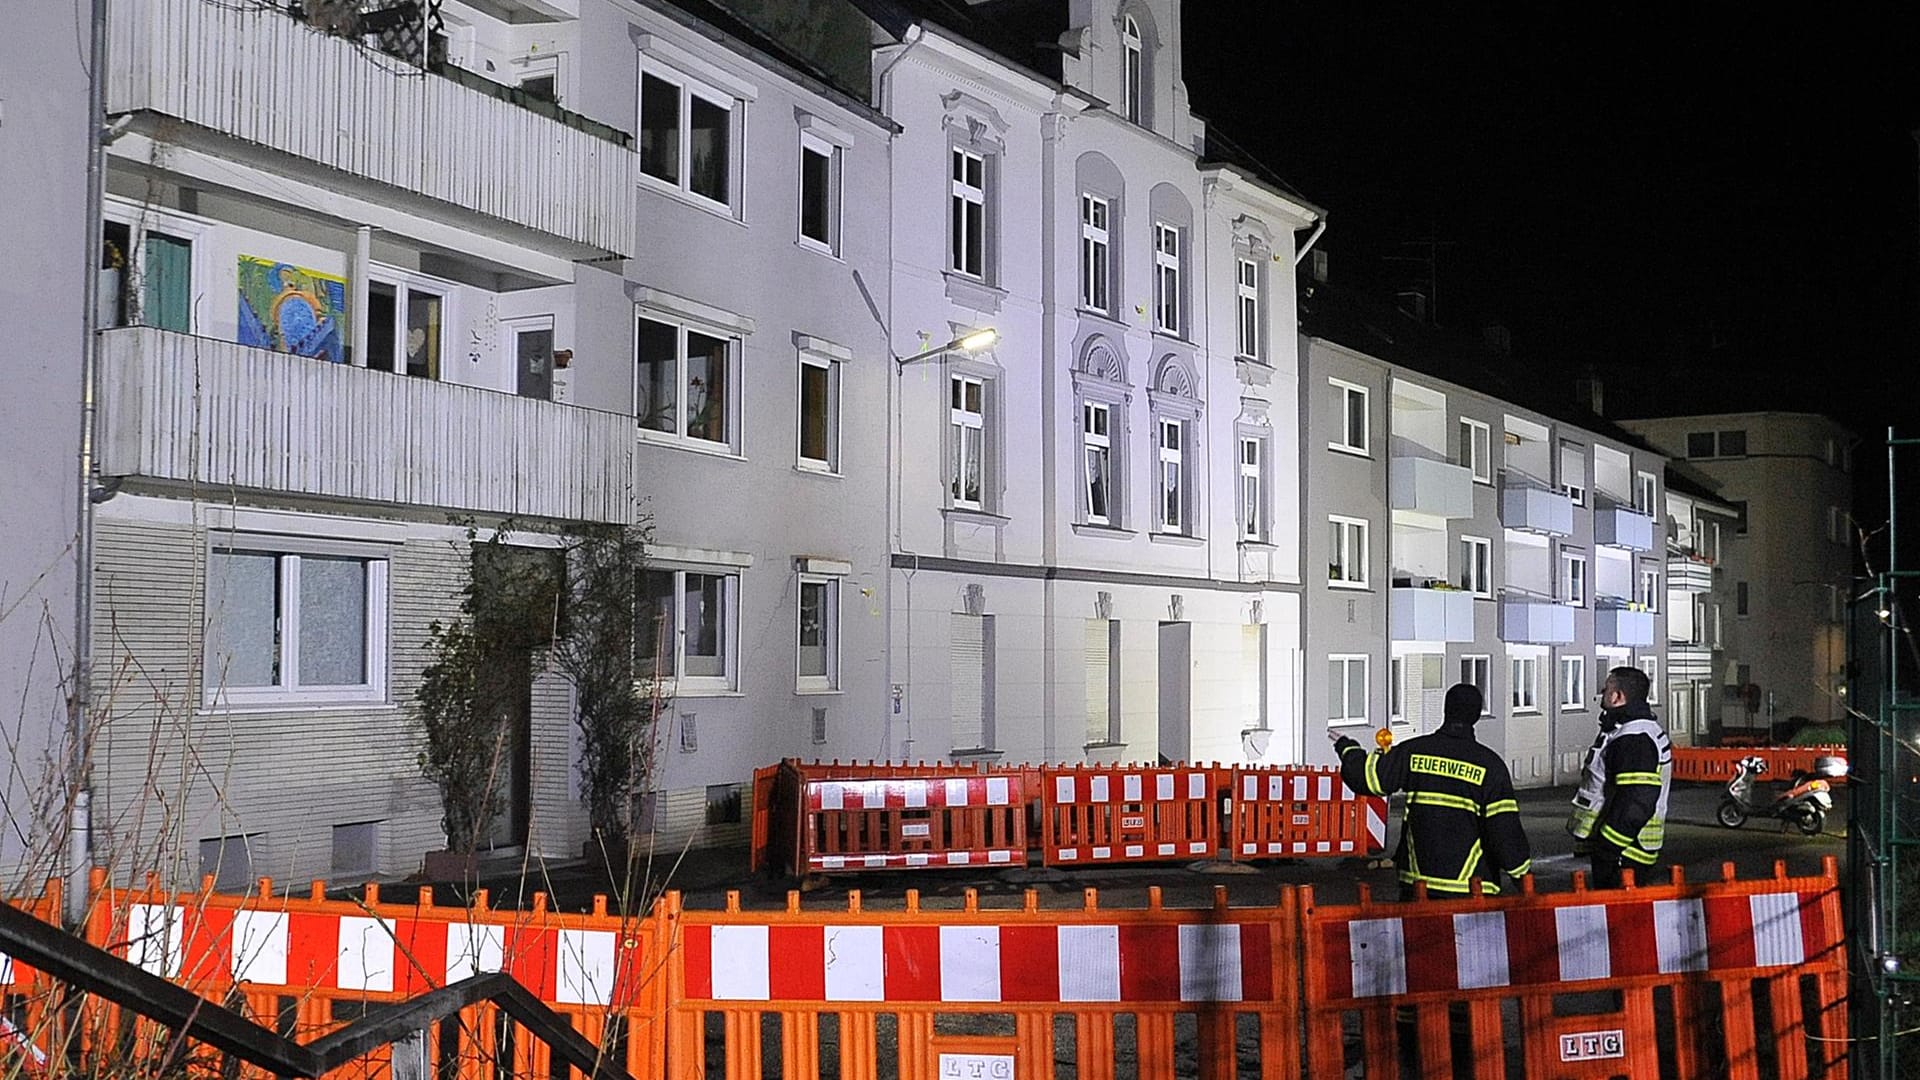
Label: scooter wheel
xmin=1796 ymin=809 xmax=1826 ymax=836
xmin=1717 ymin=799 xmax=1748 ymax=828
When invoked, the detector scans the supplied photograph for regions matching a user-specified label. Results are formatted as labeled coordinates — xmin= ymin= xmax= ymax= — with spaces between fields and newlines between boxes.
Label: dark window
xmin=800 ymin=143 xmax=832 ymax=246
xmin=688 ymin=95 xmax=730 ymax=203
xmin=1717 ymin=429 xmax=1747 ymax=457
xmin=1731 ymin=500 xmax=1748 ymax=536
xmin=639 ymin=74 xmax=681 ymax=184
xmin=365 ymin=282 xmax=397 ymax=372
xmin=1736 ymin=580 xmax=1749 ymax=616
xmin=1686 ymin=432 xmax=1715 ymax=458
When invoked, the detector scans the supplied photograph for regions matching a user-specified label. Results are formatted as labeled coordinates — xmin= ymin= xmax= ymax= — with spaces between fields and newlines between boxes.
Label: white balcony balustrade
xmin=1670 ymin=555 xmax=1714 ymax=594
xmin=1390 ymin=456 xmax=1475 ymax=519
xmin=1499 ymin=594 xmax=1575 ymax=645
xmin=1596 ymin=603 xmax=1657 ymax=648
xmin=1391 ymin=586 xmax=1476 ymax=642
xmin=1499 ymin=473 xmax=1574 ymax=536
xmin=1596 ymin=504 xmax=1656 ymax=551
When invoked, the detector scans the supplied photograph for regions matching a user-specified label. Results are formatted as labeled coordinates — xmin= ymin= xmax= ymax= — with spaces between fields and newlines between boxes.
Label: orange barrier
xmin=1671 ymin=745 xmax=1847 ymax=783
xmin=1040 ymin=764 xmax=1218 ymax=866
xmin=1227 ymin=765 xmax=1388 ymax=861
xmin=773 ymin=761 xmax=1028 ymax=876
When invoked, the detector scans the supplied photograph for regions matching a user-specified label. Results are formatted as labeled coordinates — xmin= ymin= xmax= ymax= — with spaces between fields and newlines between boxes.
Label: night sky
xmin=1181 ymin=4 xmax=1919 ymax=549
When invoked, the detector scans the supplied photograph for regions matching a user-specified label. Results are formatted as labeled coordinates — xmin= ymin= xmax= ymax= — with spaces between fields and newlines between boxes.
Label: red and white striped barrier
xmin=806 ymin=775 xmax=1015 ymax=811
xmin=1234 ymin=771 xmax=1388 ymax=857
xmin=809 ymin=849 xmax=1021 ymax=871
xmin=680 ymin=920 xmax=1275 ymax=1003
xmin=1045 ymin=768 xmax=1216 ymax=864
xmin=1316 ymin=890 xmax=1831 ymax=1002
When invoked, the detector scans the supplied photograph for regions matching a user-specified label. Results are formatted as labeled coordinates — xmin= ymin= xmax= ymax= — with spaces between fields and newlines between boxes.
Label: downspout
xmin=70 ymin=0 xmax=112 ymax=925
xmin=1038 ymin=104 xmax=1063 ymax=760
xmin=1292 ymin=218 xmax=1326 ymax=266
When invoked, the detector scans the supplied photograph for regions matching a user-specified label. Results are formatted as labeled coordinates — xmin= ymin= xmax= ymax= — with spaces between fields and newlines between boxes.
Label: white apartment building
xmin=1299 ymin=286 xmax=1669 ymax=787
xmin=79 ymin=0 xmax=894 ymax=885
xmin=1659 ymin=472 xmax=1744 ymax=746
xmin=1618 ymin=413 xmax=1856 ymax=733
xmin=874 ymin=1 xmax=1323 ymax=766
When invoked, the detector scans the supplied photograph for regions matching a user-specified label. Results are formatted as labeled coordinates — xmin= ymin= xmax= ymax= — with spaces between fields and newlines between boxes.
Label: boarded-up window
xmin=1086 ymin=620 xmax=1120 ymax=745
xmin=951 ymin=614 xmax=993 ymax=750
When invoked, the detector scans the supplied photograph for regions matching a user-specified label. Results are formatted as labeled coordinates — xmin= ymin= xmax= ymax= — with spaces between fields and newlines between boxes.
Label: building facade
xmin=1618 ymin=412 xmax=1856 ymax=734
xmin=876 ymin=1 xmax=1323 ymax=768
xmin=1659 ymin=474 xmax=1744 ymax=746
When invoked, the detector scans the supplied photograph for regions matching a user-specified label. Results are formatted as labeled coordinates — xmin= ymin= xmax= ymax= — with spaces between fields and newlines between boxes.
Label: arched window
xmin=1122 ymin=16 xmax=1144 ymax=124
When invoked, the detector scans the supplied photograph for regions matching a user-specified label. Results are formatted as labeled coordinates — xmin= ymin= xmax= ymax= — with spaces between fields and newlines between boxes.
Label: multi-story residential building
xmin=1299 ymin=286 xmax=1669 ymax=787
xmin=83 ymin=0 xmax=894 ymax=884
xmin=872 ymin=0 xmax=1323 ymax=767
xmin=1617 ymin=412 xmax=1856 ymax=733
xmin=1659 ymin=471 xmax=1744 ymax=746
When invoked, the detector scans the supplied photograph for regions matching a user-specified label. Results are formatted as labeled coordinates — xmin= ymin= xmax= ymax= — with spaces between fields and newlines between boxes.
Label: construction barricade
xmin=1040 ymin=765 xmax=1218 ymax=867
xmin=1671 ymin=744 xmax=1848 ymax=783
xmin=779 ymin=762 xmax=1029 ymax=876
xmin=1227 ymin=765 xmax=1388 ymax=861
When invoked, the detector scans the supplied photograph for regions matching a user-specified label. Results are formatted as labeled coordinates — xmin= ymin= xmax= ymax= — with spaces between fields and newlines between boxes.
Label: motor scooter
xmin=1716 ymin=754 xmax=1846 ymax=835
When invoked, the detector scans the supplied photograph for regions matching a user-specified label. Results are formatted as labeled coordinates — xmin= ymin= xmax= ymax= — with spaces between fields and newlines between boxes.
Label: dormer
xmin=1062 ymin=1 xmax=1197 ymax=148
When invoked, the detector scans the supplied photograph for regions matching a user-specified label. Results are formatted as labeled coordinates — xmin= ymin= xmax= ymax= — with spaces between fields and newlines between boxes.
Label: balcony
xmin=1499 ymin=595 xmax=1575 ymax=645
xmin=105 ymin=0 xmax=635 ymax=257
xmin=1391 ymin=586 xmax=1477 ymax=642
xmin=1499 ymin=474 xmax=1573 ymax=536
xmin=1669 ymin=643 xmax=1713 ymax=679
xmin=1390 ymin=456 xmax=1475 ymax=519
xmin=1595 ymin=505 xmax=1656 ymax=551
xmin=98 ymin=327 xmax=635 ymax=524
xmin=1596 ymin=603 xmax=1657 ymax=648
xmin=1670 ymin=555 xmax=1714 ymax=594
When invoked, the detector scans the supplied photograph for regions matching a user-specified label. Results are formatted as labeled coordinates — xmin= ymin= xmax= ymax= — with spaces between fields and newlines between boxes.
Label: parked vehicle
xmin=1716 ymin=754 xmax=1846 ymax=835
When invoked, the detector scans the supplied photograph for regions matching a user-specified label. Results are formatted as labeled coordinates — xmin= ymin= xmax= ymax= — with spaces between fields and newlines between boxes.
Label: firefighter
xmin=1567 ymin=666 xmax=1672 ymax=888
xmin=1332 ymin=683 xmax=1532 ymax=898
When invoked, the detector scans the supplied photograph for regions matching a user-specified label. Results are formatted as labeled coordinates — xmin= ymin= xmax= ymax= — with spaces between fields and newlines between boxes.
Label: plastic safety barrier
xmin=1041 ymin=765 xmax=1219 ymax=866
xmin=1671 ymin=745 xmax=1848 ymax=783
xmin=798 ymin=772 xmax=1029 ymax=873
xmin=1227 ymin=766 xmax=1389 ymax=861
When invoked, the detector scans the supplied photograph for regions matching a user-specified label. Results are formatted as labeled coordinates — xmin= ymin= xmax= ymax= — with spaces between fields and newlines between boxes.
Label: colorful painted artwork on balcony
xmin=236 ymin=257 xmax=347 ymax=363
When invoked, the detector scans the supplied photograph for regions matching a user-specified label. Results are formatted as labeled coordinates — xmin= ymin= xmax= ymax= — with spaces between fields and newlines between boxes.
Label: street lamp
xmin=896 ymin=328 xmax=998 ymax=367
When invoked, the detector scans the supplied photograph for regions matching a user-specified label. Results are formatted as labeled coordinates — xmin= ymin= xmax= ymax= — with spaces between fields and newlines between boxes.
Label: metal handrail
xmin=0 ymin=899 xmax=633 ymax=1080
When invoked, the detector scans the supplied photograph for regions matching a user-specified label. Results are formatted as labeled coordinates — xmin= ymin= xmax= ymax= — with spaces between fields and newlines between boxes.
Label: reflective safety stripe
xmin=1364 ymin=754 xmax=1384 ymax=796
xmin=1568 ymin=806 xmax=1599 ymax=839
xmin=1484 ymin=798 xmax=1519 ymax=817
xmin=1507 ymin=859 xmax=1532 ymax=877
xmin=1400 ymin=837 xmax=1489 ymax=891
xmin=1408 ymin=792 xmax=1480 ymax=814
xmin=1615 ymin=771 xmax=1663 ymax=786
xmin=1600 ymin=824 xmax=1638 ymax=850
xmin=1620 ymin=845 xmax=1658 ymax=865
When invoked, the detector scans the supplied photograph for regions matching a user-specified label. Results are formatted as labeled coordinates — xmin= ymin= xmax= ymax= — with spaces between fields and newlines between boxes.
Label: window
xmin=1086 ymin=619 xmax=1120 ymax=745
xmin=950 ymin=148 xmax=987 ymax=278
xmin=639 ymin=71 xmax=734 ymax=207
xmin=1153 ymin=223 xmax=1181 ymax=334
xmin=638 ymin=568 xmax=738 ymax=689
xmin=951 ymin=613 xmax=994 ymax=751
xmin=1459 ymin=536 xmax=1492 ymax=596
xmin=798 ymin=134 xmax=839 ymax=252
xmin=950 ymin=375 xmax=987 ymax=509
xmin=1561 ymin=551 xmax=1587 ymax=607
xmin=1084 ymin=403 xmax=1113 ymax=525
xmin=1157 ymin=418 xmax=1185 ymax=533
xmin=1717 ymin=429 xmax=1747 ymax=457
xmin=797 ymin=576 xmax=839 ymax=691
xmin=636 ymin=316 xmax=736 ymax=450
xmin=101 ymin=219 xmax=194 ymax=333
xmin=1510 ymin=656 xmax=1539 ymax=712
xmin=204 ymin=545 xmax=387 ymax=707
xmin=1329 ymin=655 xmax=1368 ymax=726
xmin=1329 ymin=516 xmax=1369 ymax=587
xmin=1235 ymin=257 xmax=1260 ymax=358
xmin=1559 ymin=441 xmax=1585 ymax=506
xmin=366 ymin=273 xmax=447 ymax=380
xmin=1731 ymin=500 xmax=1748 ymax=536
xmin=1736 ymin=580 xmax=1749 ymax=617
xmin=507 ymin=317 xmax=555 ymax=401
xmin=705 ymin=784 xmax=744 ymax=825
xmin=1560 ymin=656 xmax=1586 ymax=709
xmin=1640 ymin=656 xmax=1659 ymax=703
xmin=1638 ymin=568 xmax=1660 ymax=611
xmin=1239 ymin=437 xmax=1264 ymax=541
xmin=1686 ymin=432 xmax=1716 ymax=459
xmin=1711 ymin=603 xmax=1723 ymax=647
xmin=1079 ymin=195 xmax=1110 ymax=312
xmin=798 ymin=350 xmax=840 ymax=471
xmin=1121 ymin=15 xmax=1144 ymax=124
xmin=1330 ymin=379 xmax=1369 ymax=455
xmin=1459 ymin=418 xmax=1491 ymax=483
xmin=1635 ymin=472 xmax=1658 ymax=517
xmin=1389 ymin=656 xmax=1404 ymax=721
xmin=1460 ymin=655 xmax=1490 ymax=710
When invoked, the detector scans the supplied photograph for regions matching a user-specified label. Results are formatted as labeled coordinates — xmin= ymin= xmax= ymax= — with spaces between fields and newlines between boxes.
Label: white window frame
xmin=1389 ymin=655 xmax=1404 ymax=721
xmin=950 ymin=373 xmax=987 ymax=509
xmin=1561 ymin=551 xmax=1587 ymax=607
xmin=1083 ymin=401 xmax=1113 ymax=525
xmin=1329 ymin=654 xmax=1369 ymax=727
xmin=1079 ymin=194 xmax=1110 ymax=312
xmin=1122 ymin=14 xmax=1145 ymax=124
xmin=1157 ymin=417 xmax=1185 ymax=534
xmin=1460 ymin=417 xmax=1491 ymax=483
xmin=368 ymin=265 xmax=457 ymax=381
xmin=634 ymin=313 xmax=742 ymax=454
xmin=1235 ymin=256 xmax=1260 ymax=359
xmin=1560 ymin=442 xmax=1586 ymax=506
xmin=1153 ymin=222 xmax=1181 ymax=335
xmin=1459 ymin=536 xmax=1492 ymax=597
xmin=1329 ymin=515 xmax=1370 ymax=589
xmin=797 ymin=132 xmax=841 ymax=255
xmin=796 ymin=574 xmax=840 ymax=693
xmin=1635 ymin=471 xmax=1658 ymax=517
xmin=1639 ymin=568 xmax=1661 ymax=612
xmin=950 ymin=147 xmax=988 ymax=279
xmin=1330 ymin=378 xmax=1370 ymax=456
xmin=202 ymin=541 xmax=389 ymax=709
xmin=1239 ymin=436 xmax=1264 ymax=541
xmin=1461 ymin=655 xmax=1491 ymax=713
xmin=637 ymin=67 xmax=739 ymax=213
xmin=1510 ymin=655 xmax=1540 ymax=713
xmin=641 ymin=566 xmax=741 ymax=694
xmin=1560 ymin=655 xmax=1586 ymax=709
xmin=1639 ymin=656 xmax=1660 ymax=704
xmin=101 ymin=197 xmax=212 ymax=335
xmin=796 ymin=348 xmax=841 ymax=473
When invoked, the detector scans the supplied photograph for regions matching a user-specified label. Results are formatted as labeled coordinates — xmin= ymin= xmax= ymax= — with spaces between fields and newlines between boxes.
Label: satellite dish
xmin=1241 ymin=728 xmax=1272 ymax=759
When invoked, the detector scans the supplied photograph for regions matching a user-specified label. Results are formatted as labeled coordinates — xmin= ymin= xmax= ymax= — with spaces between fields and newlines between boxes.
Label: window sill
xmin=944 ymin=506 xmax=1011 ymax=528
xmin=638 ymin=432 xmax=746 ymax=462
xmin=1328 ymin=443 xmax=1372 ymax=459
xmin=951 ymin=747 xmax=1005 ymax=761
xmin=199 ymin=698 xmax=398 ymax=716
xmin=673 ymin=686 xmax=744 ymax=699
xmin=638 ymin=175 xmax=745 ymax=226
xmin=796 ymin=237 xmax=842 ymax=261
xmin=794 ymin=463 xmax=843 ymax=480
xmin=1082 ymin=740 xmax=1128 ymax=753
xmin=943 ymin=272 xmax=1006 ymax=313
xmin=1562 ymin=705 xmax=1587 ymax=712
xmin=1149 ymin=532 xmax=1205 ymax=548
xmin=1328 ymin=719 xmax=1371 ymax=729
xmin=1072 ymin=522 xmax=1136 ymax=539
xmin=1237 ymin=539 xmax=1276 ymax=551
xmin=1328 ymin=580 xmax=1372 ymax=591
xmin=1235 ymin=357 xmax=1274 ymax=387
xmin=1075 ymin=306 xmax=1128 ymax=329
xmin=795 ymin=686 xmax=844 ymax=697
xmin=1512 ymin=708 xmax=1542 ymax=716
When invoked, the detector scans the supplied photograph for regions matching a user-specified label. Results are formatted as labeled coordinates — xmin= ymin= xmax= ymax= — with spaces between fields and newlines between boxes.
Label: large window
xmin=797 ymin=576 xmax=840 ymax=692
xmin=1079 ymin=195 xmax=1110 ymax=312
xmin=1510 ymin=655 xmax=1539 ymax=713
xmin=1329 ymin=655 xmax=1368 ymax=726
xmin=1559 ymin=440 xmax=1586 ymax=506
xmin=1459 ymin=418 xmax=1491 ymax=483
xmin=1561 ymin=551 xmax=1587 ymax=607
xmin=1083 ymin=402 xmax=1112 ymax=525
xmin=1330 ymin=379 xmax=1369 ymax=455
xmin=366 ymin=273 xmax=448 ymax=380
xmin=1460 ymin=655 xmax=1490 ymax=709
xmin=1235 ymin=257 xmax=1260 ymax=359
xmin=204 ymin=546 xmax=387 ymax=707
xmin=1122 ymin=15 xmax=1144 ymax=124
xmin=1153 ymin=222 xmax=1181 ymax=335
xmin=798 ymin=134 xmax=840 ymax=253
xmin=798 ymin=350 xmax=840 ymax=472
xmin=101 ymin=218 xmax=194 ymax=333
xmin=1560 ymin=656 xmax=1586 ymax=709
xmin=1687 ymin=430 xmax=1747 ymax=459
xmin=636 ymin=316 xmax=736 ymax=450
xmin=1639 ymin=656 xmax=1660 ymax=704
xmin=950 ymin=374 xmax=987 ymax=509
xmin=1329 ymin=516 xmax=1369 ymax=587
xmin=1157 ymin=418 xmax=1184 ymax=533
xmin=1459 ymin=536 xmax=1492 ymax=596
xmin=1239 ymin=437 xmax=1264 ymax=541
xmin=638 ymin=568 xmax=738 ymax=689
xmin=1638 ymin=568 xmax=1661 ymax=611
xmin=950 ymin=148 xmax=987 ymax=278
xmin=639 ymin=71 xmax=734 ymax=208
xmin=1635 ymin=472 xmax=1658 ymax=516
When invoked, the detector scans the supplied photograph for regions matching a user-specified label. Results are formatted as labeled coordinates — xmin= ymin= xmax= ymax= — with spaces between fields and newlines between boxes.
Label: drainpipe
xmin=1292 ymin=218 xmax=1326 ymax=266
xmin=69 ymin=0 xmax=112 ymax=925
xmin=350 ymin=226 xmax=372 ymax=366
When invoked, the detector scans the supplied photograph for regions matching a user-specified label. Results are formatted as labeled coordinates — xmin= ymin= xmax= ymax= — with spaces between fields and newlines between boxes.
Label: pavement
xmin=374 ymin=781 xmax=1847 ymax=917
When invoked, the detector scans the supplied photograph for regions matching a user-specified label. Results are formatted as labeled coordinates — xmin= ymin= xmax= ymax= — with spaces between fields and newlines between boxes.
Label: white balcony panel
xmin=1669 ymin=644 xmax=1713 ymax=679
xmin=1596 ymin=607 xmax=1657 ymax=648
xmin=1390 ymin=457 xmax=1475 ymax=519
xmin=1391 ymin=587 xmax=1476 ymax=643
xmin=1499 ymin=597 xmax=1575 ymax=645
xmin=1670 ymin=557 xmax=1714 ymax=593
xmin=106 ymin=0 xmax=634 ymax=256
xmin=1596 ymin=506 xmax=1656 ymax=551
xmin=99 ymin=328 xmax=634 ymax=524
xmin=1499 ymin=481 xmax=1574 ymax=536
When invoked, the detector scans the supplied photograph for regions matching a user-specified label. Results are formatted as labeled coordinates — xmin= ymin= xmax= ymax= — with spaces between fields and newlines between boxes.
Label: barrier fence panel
xmin=800 ymin=773 xmax=1029 ymax=873
xmin=1041 ymin=766 xmax=1219 ymax=867
xmin=1227 ymin=766 xmax=1389 ymax=861
xmin=1671 ymin=745 xmax=1848 ymax=784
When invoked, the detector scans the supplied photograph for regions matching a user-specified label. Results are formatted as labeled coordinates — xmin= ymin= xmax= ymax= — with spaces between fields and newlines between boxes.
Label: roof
xmin=846 ymin=0 xmax=1070 ymax=80
xmin=1663 ymin=467 xmax=1739 ymax=512
xmin=1197 ymin=123 xmax=1326 ymax=219
xmin=649 ymin=0 xmax=897 ymax=129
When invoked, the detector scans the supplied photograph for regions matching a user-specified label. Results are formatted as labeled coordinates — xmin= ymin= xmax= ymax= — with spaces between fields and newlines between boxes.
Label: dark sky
xmin=1181 ymin=4 xmax=1919 ymax=434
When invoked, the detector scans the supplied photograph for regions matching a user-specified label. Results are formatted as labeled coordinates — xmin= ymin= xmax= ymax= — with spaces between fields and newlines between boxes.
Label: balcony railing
xmin=1669 ymin=643 xmax=1713 ymax=679
xmin=1390 ymin=585 xmax=1477 ymax=642
xmin=1498 ymin=472 xmax=1573 ymax=536
xmin=1499 ymin=592 xmax=1575 ymax=645
xmin=106 ymin=0 xmax=635 ymax=256
xmin=98 ymin=327 xmax=635 ymax=524
xmin=1595 ymin=504 xmax=1656 ymax=551
xmin=1670 ymin=555 xmax=1714 ymax=594
xmin=1596 ymin=602 xmax=1657 ymax=648
xmin=1390 ymin=456 xmax=1475 ymax=519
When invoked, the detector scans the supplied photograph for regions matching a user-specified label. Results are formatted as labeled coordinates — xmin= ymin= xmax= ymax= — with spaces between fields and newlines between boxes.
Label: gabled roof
xmin=649 ymin=0 xmax=896 ymax=127
xmin=845 ymin=0 xmax=1070 ymax=80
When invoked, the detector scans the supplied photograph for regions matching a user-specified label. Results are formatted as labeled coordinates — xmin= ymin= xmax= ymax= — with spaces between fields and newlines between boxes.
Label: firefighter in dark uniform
xmin=1332 ymin=683 xmax=1532 ymax=898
